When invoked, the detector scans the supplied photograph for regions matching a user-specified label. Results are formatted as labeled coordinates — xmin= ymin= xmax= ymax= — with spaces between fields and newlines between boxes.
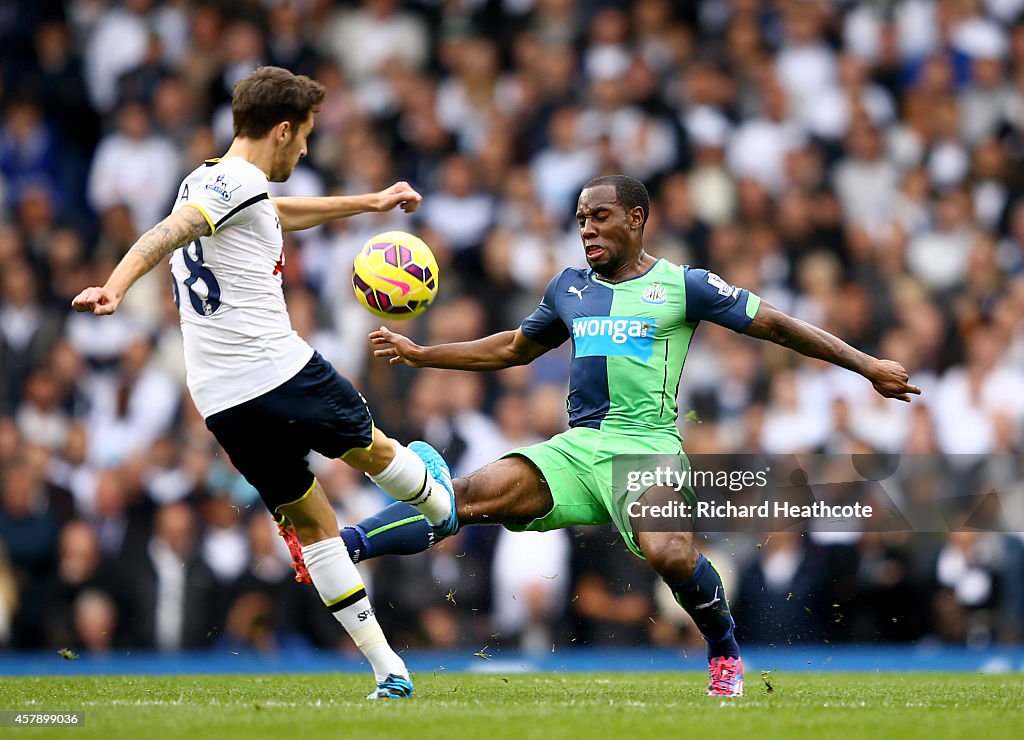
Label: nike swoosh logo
xmin=376 ymin=275 xmax=411 ymax=295
xmin=695 ymin=586 xmax=721 ymax=610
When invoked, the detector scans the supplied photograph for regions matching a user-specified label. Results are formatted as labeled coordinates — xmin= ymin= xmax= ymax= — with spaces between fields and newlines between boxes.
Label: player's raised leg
xmin=340 ymin=455 xmax=555 ymax=562
xmin=343 ymin=429 xmax=456 ymax=536
xmin=339 ymin=500 xmax=434 ymax=564
xmin=636 ymin=527 xmax=743 ymax=697
xmin=277 ymin=481 xmax=412 ymax=699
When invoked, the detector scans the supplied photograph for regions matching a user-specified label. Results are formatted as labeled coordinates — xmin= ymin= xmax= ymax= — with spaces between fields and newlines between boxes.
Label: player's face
xmin=576 ymin=185 xmax=643 ymax=275
xmin=269 ymin=114 xmax=314 ymax=182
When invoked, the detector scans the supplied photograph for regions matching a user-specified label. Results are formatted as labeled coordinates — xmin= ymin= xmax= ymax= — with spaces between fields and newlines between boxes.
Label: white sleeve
xmin=183 ymin=161 xmax=268 ymax=234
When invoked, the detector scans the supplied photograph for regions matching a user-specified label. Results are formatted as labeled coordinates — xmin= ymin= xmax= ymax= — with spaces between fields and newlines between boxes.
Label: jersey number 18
xmin=173 ymin=239 xmax=222 ymax=316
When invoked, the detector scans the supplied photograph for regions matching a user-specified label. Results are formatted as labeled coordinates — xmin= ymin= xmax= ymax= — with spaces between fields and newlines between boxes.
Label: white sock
xmin=369 ymin=443 xmax=452 ymax=525
xmin=302 ymin=538 xmax=407 ymax=682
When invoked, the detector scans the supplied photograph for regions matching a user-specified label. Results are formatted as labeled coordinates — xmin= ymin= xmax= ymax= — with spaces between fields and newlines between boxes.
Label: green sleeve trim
xmin=745 ymin=292 xmax=761 ymax=319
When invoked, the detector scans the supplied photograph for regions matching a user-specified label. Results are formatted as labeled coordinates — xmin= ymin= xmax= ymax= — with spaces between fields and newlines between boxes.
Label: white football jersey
xmin=169 ymin=157 xmax=313 ymax=418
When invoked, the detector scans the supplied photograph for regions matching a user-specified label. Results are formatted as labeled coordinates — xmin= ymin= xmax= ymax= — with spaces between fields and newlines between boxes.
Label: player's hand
xmin=71 ymin=286 xmax=121 ymax=316
xmin=376 ymin=181 xmax=422 ymax=214
xmin=866 ymin=359 xmax=921 ymax=402
xmin=370 ymin=326 xmax=425 ymax=366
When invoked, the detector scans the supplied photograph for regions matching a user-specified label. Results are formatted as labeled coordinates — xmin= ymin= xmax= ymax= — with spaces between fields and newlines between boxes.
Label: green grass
xmin=1 ymin=673 xmax=1023 ymax=739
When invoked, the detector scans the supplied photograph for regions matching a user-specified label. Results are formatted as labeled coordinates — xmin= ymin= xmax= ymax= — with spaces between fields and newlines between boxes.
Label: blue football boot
xmin=408 ymin=441 xmax=459 ymax=539
xmin=367 ymin=673 xmax=414 ymax=700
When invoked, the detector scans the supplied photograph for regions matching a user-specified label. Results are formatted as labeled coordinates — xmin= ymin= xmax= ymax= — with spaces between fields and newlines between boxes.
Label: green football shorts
xmin=502 ymin=426 xmax=695 ymax=559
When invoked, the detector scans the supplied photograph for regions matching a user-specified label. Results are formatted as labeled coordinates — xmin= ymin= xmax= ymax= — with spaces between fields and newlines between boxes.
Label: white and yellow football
xmin=351 ymin=231 xmax=438 ymax=319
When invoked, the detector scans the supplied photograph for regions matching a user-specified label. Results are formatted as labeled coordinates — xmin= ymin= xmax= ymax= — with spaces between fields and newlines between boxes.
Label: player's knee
xmin=373 ymin=431 xmax=396 ymax=458
xmin=342 ymin=431 xmax=395 ymax=475
xmin=278 ymin=487 xmax=338 ymax=545
xmin=643 ymin=533 xmax=699 ymax=580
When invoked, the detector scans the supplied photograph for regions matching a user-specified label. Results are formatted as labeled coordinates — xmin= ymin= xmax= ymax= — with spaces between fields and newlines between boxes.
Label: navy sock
xmin=340 ymin=502 xmax=436 ymax=563
xmin=340 ymin=526 xmax=371 ymax=564
xmin=664 ymin=554 xmax=740 ymax=659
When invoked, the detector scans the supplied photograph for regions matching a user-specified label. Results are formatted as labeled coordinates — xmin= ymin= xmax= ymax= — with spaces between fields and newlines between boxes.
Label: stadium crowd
xmin=2 ymin=0 xmax=1024 ymax=657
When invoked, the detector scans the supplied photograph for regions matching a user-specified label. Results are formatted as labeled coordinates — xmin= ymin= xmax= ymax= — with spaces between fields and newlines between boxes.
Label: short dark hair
xmin=231 ymin=66 xmax=325 ymax=139
xmin=583 ymin=174 xmax=650 ymax=226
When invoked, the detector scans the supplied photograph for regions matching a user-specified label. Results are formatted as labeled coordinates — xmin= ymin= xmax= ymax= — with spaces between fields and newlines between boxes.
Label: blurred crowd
xmin=2 ymin=0 xmax=1024 ymax=658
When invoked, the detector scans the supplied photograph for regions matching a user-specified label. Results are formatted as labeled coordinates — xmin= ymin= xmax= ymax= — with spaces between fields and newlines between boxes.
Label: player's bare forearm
xmin=744 ymin=301 xmax=921 ymax=401
xmin=745 ymin=302 xmax=871 ymax=374
xmin=370 ymin=327 xmax=548 ymax=370
xmin=272 ymin=195 xmax=379 ymax=230
xmin=273 ymin=182 xmax=422 ymax=231
xmin=416 ymin=331 xmax=530 ymax=370
xmin=72 ymin=205 xmax=210 ymax=315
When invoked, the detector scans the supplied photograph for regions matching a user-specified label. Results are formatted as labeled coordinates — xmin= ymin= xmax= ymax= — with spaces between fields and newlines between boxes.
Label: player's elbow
xmin=747 ymin=304 xmax=795 ymax=346
xmin=486 ymin=331 xmax=533 ymax=369
xmin=504 ymin=343 xmax=548 ymax=368
xmin=495 ymin=345 xmax=526 ymax=369
xmin=763 ymin=321 xmax=791 ymax=347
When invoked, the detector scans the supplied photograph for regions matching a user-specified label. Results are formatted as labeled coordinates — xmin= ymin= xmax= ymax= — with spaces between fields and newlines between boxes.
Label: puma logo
xmin=568 ymin=285 xmax=588 ymax=300
xmin=695 ymin=586 xmax=721 ymax=610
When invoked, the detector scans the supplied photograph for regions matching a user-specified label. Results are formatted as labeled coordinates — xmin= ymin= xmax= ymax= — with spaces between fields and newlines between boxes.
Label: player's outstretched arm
xmin=71 ymin=205 xmax=211 ymax=316
xmin=744 ymin=301 xmax=922 ymax=402
xmin=272 ymin=181 xmax=421 ymax=231
xmin=370 ymin=326 xmax=549 ymax=370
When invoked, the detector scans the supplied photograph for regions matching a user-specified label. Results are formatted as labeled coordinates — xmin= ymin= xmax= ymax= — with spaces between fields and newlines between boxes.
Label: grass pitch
xmin=2 ymin=672 xmax=1023 ymax=739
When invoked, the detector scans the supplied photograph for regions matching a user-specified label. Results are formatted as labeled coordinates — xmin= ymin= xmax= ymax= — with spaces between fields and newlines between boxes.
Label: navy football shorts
xmin=205 ymin=352 xmax=374 ymax=514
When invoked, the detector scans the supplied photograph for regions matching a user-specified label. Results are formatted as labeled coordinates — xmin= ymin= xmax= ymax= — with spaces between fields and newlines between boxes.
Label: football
xmin=351 ymin=231 xmax=439 ymax=319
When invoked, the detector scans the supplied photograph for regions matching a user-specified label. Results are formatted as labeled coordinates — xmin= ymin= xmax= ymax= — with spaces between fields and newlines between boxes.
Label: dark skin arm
xmin=369 ymin=326 xmax=551 ymax=370
xmin=744 ymin=301 xmax=921 ymax=402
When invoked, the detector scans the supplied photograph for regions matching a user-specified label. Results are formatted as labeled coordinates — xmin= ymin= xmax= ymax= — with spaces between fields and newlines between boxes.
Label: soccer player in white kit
xmin=72 ymin=66 xmax=458 ymax=699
